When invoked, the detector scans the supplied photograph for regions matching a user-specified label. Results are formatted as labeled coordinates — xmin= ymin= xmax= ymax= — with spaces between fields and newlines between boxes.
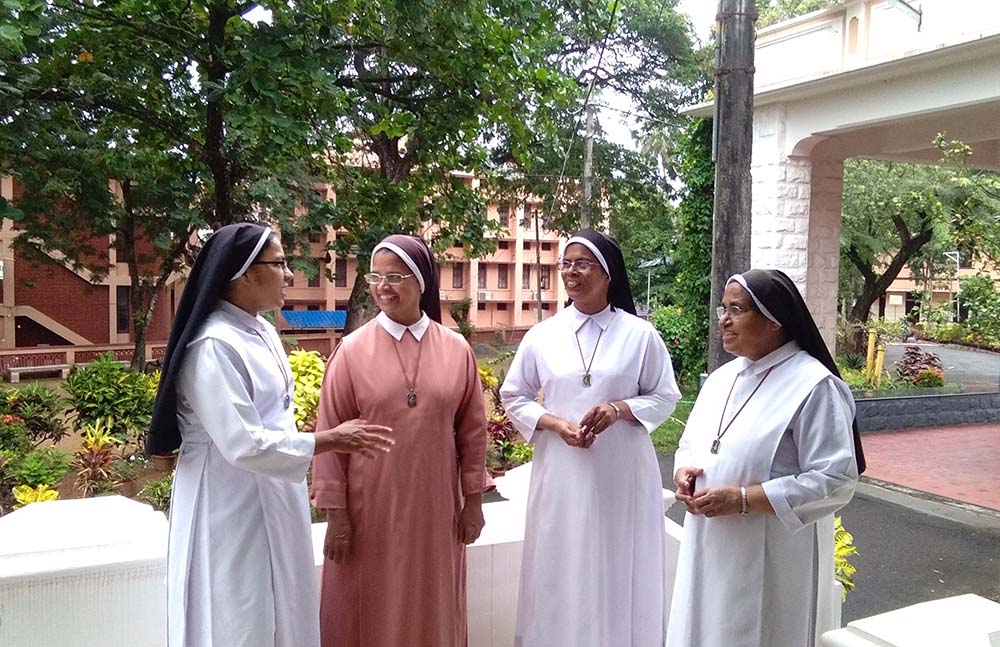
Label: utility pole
xmin=581 ymin=104 xmax=595 ymax=229
xmin=708 ymin=0 xmax=757 ymax=371
xmin=534 ymin=206 xmax=544 ymax=322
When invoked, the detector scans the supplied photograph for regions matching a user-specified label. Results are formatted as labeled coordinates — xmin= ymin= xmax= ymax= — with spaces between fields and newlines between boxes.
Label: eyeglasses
xmin=716 ymin=304 xmax=752 ymax=320
xmin=364 ymin=272 xmax=415 ymax=285
xmin=254 ymin=259 xmax=289 ymax=269
xmin=556 ymin=259 xmax=597 ymax=272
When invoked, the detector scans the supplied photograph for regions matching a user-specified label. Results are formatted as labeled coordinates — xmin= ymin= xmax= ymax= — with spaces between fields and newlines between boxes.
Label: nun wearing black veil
xmin=148 ymin=223 xmax=392 ymax=647
xmin=500 ymin=229 xmax=681 ymax=647
xmin=667 ymin=269 xmax=864 ymax=647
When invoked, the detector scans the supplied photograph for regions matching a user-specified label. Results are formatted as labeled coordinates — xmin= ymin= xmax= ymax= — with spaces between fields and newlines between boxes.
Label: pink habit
xmin=311 ymin=318 xmax=489 ymax=647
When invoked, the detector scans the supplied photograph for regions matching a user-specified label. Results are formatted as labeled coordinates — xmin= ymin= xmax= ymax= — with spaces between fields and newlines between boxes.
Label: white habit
xmin=666 ymin=341 xmax=858 ymax=647
xmin=168 ymin=301 xmax=318 ymax=647
xmin=500 ymin=304 xmax=681 ymax=647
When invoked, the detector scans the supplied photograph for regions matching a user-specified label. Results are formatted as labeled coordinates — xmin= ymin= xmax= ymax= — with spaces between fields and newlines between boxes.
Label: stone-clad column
xmin=750 ymin=104 xmax=845 ymax=353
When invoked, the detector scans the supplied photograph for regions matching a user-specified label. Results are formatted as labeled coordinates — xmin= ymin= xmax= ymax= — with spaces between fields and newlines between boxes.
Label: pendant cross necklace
xmin=255 ymin=330 xmax=292 ymax=410
xmin=573 ymin=326 xmax=604 ymax=387
xmin=389 ymin=331 xmax=424 ymax=408
xmin=711 ymin=367 xmax=774 ymax=454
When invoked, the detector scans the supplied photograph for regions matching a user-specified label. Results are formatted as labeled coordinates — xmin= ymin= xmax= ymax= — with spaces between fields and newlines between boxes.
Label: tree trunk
xmin=344 ymin=271 xmax=379 ymax=335
xmin=708 ymin=0 xmax=757 ymax=371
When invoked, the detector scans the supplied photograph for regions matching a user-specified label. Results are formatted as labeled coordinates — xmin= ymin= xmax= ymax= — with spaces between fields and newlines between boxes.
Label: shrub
xmin=12 ymin=484 xmax=59 ymax=508
xmin=912 ymin=366 xmax=945 ymax=387
xmin=834 ymin=516 xmax=858 ymax=600
xmin=64 ymin=353 xmax=158 ymax=444
xmin=288 ymin=349 xmax=325 ymax=432
xmin=0 ymin=414 xmax=31 ymax=456
xmin=138 ymin=472 xmax=173 ymax=513
xmin=73 ymin=419 xmax=123 ymax=496
xmin=838 ymin=352 xmax=866 ymax=371
xmin=8 ymin=447 xmax=71 ymax=487
xmin=651 ymin=305 xmax=706 ymax=380
xmin=0 ymin=385 xmax=67 ymax=446
xmin=894 ymin=345 xmax=943 ymax=383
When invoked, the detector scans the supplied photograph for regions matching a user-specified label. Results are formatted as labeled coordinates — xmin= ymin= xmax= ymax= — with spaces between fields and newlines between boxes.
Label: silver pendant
xmin=582 ymin=373 xmax=591 ymax=387
xmin=710 ymin=439 xmax=720 ymax=454
xmin=407 ymin=389 xmax=417 ymax=408
xmin=284 ymin=394 xmax=291 ymax=409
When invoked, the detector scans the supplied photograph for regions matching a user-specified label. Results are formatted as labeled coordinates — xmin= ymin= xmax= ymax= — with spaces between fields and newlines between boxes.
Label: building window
xmin=307 ymin=304 xmax=320 ymax=311
xmin=498 ymin=240 xmax=509 ymax=250
xmin=539 ymin=267 xmax=551 ymax=290
xmin=542 ymin=303 xmax=551 ymax=310
xmin=497 ymin=303 xmax=508 ymax=311
xmin=334 ymin=256 xmax=347 ymax=287
xmin=477 ymin=302 xmax=486 ymax=311
xmin=497 ymin=264 xmax=508 ymax=289
xmin=308 ymin=259 xmax=322 ymax=288
xmin=542 ymin=242 xmax=552 ymax=251
xmin=478 ymin=264 xmax=487 ymax=289
xmin=521 ymin=303 xmax=530 ymax=310
xmin=309 ymin=231 xmax=323 ymax=243
xmin=452 ymin=263 xmax=463 ymax=289
xmin=522 ymin=265 xmax=531 ymax=290
xmin=498 ymin=204 xmax=509 ymax=225
xmin=522 ymin=241 xmax=530 ymax=250
xmin=116 ymin=286 xmax=130 ymax=333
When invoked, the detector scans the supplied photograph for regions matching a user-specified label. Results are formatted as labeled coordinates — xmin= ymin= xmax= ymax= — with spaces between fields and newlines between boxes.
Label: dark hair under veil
xmin=147 ymin=223 xmax=272 ymax=456
xmin=732 ymin=269 xmax=866 ymax=473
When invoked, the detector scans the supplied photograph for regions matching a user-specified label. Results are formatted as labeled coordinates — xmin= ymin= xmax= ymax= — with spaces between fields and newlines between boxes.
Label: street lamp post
xmin=943 ymin=250 xmax=961 ymax=322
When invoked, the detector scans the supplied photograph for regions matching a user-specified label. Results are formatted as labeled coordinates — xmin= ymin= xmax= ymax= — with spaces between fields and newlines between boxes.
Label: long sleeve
xmin=499 ymin=331 xmax=549 ymax=443
xmin=180 ymin=338 xmax=315 ymax=483
xmin=311 ymin=346 xmax=357 ymax=510
xmin=454 ymin=346 xmax=489 ymax=496
xmin=622 ymin=328 xmax=682 ymax=434
xmin=761 ymin=377 xmax=859 ymax=533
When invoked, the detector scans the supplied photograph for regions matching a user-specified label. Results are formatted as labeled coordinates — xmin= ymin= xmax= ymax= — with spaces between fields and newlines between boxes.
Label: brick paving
xmin=860 ymin=424 xmax=1000 ymax=511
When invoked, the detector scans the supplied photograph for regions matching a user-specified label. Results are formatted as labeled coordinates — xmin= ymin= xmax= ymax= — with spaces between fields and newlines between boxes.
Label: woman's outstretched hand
xmin=314 ymin=419 xmax=394 ymax=458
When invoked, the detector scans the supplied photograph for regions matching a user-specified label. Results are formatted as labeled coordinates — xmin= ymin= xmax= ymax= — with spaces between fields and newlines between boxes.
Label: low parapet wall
xmin=856 ymin=392 xmax=1000 ymax=432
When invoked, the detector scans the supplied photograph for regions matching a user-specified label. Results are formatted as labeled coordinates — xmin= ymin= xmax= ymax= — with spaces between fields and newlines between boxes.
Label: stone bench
xmin=4 ymin=364 xmax=70 ymax=383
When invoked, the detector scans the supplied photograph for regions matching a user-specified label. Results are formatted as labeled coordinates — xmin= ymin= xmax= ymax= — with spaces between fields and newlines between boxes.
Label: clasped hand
xmin=553 ymin=403 xmax=619 ymax=448
xmin=673 ymin=467 xmax=742 ymax=517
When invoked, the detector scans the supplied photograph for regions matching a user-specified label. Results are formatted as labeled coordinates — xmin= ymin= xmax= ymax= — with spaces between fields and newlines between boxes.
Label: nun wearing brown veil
xmin=667 ymin=269 xmax=864 ymax=647
xmin=311 ymin=234 xmax=490 ymax=647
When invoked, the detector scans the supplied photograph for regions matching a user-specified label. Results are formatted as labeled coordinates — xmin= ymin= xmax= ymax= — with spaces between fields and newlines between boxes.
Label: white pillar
xmin=751 ymin=105 xmax=844 ymax=353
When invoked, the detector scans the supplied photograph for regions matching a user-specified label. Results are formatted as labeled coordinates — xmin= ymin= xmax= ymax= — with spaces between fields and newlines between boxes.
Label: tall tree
xmin=757 ymin=0 xmax=838 ymax=27
xmin=839 ymin=142 xmax=1000 ymax=350
xmin=1 ymin=1 xmax=348 ymax=366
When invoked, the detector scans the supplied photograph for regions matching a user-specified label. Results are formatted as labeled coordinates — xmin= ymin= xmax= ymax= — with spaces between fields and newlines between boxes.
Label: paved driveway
xmin=885 ymin=342 xmax=1000 ymax=392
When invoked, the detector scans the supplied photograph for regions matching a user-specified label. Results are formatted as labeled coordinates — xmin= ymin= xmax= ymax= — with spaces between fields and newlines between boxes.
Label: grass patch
xmin=651 ymin=399 xmax=694 ymax=454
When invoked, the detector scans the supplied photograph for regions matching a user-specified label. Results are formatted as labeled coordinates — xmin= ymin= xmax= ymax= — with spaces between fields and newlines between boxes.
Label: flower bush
xmin=12 ymin=484 xmax=59 ymax=508
xmin=0 ymin=385 xmax=67 ymax=447
xmin=288 ymin=349 xmax=325 ymax=431
xmin=479 ymin=362 xmax=532 ymax=473
xmin=73 ymin=419 xmax=124 ymax=497
xmin=64 ymin=353 xmax=158 ymax=444
xmin=8 ymin=447 xmax=71 ymax=488
xmin=894 ymin=345 xmax=944 ymax=384
xmin=912 ymin=366 xmax=945 ymax=388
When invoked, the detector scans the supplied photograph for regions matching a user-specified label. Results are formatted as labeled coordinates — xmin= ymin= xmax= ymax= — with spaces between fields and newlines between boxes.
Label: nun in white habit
xmin=148 ymin=223 xmax=393 ymax=647
xmin=500 ymin=229 xmax=681 ymax=647
xmin=667 ymin=269 xmax=865 ymax=647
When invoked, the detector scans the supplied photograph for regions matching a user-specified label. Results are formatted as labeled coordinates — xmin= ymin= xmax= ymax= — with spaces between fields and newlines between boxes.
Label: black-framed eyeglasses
xmin=556 ymin=259 xmax=597 ymax=272
xmin=254 ymin=259 xmax=289 ymax=269
xmin=716 ymin=304 xmax=752 ymax=320
xmin=364 ymin=272 xmax=415 ymax=285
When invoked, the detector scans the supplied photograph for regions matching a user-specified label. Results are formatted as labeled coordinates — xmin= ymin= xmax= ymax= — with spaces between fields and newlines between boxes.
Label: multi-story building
xmin=0 ymin=173 xmax=566 ymax=358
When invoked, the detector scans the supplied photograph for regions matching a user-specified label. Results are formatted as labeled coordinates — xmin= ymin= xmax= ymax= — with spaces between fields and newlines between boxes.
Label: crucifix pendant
xmin=284 ymin=394 xmax=291 ymax=410
xmin=710 ymin=439 xmax=721 ymax=454
xmin=582 ymin=373 xmax=591 ymax=387
xmin=406 ymin=389 xmax=417 ymax=408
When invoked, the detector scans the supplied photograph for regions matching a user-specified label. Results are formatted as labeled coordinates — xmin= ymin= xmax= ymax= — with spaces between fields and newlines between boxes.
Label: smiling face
xmin=719 ymin=281 xmax=786 ymax=360
xmin=370 ymin=249 xmax=422 ymax=326
xmin=243 ymin=239 xmax=293 ymax=313
xmin=560 ymin=243 xmax=610 ymax=314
